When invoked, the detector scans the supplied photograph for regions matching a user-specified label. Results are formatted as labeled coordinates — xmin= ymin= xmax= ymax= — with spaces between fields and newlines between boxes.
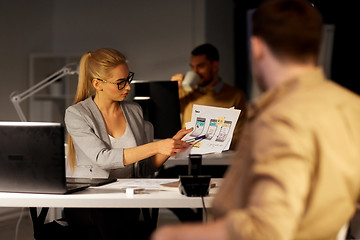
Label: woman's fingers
xmin=159 ymin=138 xmax=189 ymax=156
xmin=173 ymin=127 xmax=193 ymax=140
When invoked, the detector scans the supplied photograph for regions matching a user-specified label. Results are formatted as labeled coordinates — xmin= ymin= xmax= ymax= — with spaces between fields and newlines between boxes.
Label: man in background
xmin=171 ymin=43 xmax=247 ymax=150
xmin=152 ymin=0 xmax=360 ymax=239
xmin=158 ymin=43 xmax=248 ymax=223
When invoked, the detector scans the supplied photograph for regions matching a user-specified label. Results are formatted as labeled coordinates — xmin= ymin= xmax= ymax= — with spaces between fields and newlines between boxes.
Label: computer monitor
xmin=126 ymin=80 xmax=181 ymax=139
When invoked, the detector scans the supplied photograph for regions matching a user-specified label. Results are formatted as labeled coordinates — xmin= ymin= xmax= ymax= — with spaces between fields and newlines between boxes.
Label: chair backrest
xmin=144 ymin=120 xmax=154 ymax=143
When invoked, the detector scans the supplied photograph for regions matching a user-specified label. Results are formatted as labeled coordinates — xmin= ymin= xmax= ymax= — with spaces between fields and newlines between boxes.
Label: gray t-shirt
xmin=108 ymin=119 xmax=137 ymax=178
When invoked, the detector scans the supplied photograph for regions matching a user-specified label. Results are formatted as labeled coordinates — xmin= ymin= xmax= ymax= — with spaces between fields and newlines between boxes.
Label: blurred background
xmin=0 ymin=0 xmax=357 ymax=123
xmin=0 ymin=0 xmax=359 ymax=239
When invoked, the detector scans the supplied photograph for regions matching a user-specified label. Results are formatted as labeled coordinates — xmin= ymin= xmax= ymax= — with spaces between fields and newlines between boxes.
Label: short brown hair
xmin=252 ymin=0 xmax=323 ymax=63
xmin=191 ymin=43 xmax=219 ymax=62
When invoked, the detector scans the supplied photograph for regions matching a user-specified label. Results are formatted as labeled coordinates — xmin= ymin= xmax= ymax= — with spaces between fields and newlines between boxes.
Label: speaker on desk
xmin=179 ymin=154 xmax=211 ymax=197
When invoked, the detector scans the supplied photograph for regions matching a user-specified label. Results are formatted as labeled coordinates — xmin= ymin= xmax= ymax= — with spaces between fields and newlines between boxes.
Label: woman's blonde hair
xmin=67 ymin=48 xmax=127 ymax=171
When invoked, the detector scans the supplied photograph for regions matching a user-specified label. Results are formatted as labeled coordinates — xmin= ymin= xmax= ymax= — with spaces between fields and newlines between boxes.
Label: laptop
xmin=0 ymin=121 xmax=90 ymax=194
xmin=66 ymin=177 xmax=117 ymax=187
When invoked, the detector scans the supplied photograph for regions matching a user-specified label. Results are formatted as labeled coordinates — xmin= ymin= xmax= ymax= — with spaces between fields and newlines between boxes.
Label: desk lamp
xmin=9 ymin=62 xmax=78 ymax=122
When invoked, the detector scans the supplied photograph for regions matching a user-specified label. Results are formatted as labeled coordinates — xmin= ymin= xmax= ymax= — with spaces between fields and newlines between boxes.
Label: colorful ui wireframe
xmin=215 ymin=121 xmax=232 ymax=142
xmin=205 ymin=119 xmax=217 ymax=140
xmin=191 ymin=117 xmax=206 ymax=137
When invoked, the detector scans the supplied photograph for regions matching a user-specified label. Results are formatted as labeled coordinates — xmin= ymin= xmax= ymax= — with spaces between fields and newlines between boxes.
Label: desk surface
xmin=164 ymin=150 xmax=234 ymax=168
xmin=0 ymin=178 xmax=222 ymax=209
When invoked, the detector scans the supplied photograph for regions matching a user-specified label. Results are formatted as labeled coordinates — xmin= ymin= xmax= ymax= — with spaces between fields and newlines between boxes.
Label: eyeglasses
xmin=97 ymin=72 xmax=134 ymax=90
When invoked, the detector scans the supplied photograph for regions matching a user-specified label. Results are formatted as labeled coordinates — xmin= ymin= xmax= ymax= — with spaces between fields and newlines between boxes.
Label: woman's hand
xmin=157 ymin=127 xmax=193 ymax=156
xmin=156 ymin=138 xmax=189 ymax=156
xmin=151 ymin=127 xmax=193 ymax=167
xmin=172 ymin=127 xmax=193 ymax=140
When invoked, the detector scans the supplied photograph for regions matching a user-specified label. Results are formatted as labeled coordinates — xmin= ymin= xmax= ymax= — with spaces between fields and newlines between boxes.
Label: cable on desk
xmin=15 ymin=207 xmax=24 ymax=240
xmin=201 ymin=196 xmax=208 ymax=222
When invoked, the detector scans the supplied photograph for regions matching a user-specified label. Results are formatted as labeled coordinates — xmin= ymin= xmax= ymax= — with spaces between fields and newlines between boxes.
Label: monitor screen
xmin=126 ymin=80 xmax=181 ymax=139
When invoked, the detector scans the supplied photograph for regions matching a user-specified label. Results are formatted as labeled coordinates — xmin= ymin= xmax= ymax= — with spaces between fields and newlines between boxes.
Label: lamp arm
xmin=10 ymin=62 xmax=78 ymax=122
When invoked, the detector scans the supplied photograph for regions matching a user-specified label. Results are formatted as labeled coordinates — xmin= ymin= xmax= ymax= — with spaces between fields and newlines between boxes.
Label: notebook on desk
xmin=0 ymin=121 xmax=89 ymax=194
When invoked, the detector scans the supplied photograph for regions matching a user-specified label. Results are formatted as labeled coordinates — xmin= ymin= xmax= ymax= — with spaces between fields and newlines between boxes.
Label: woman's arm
xmin=124 ymin=128 xmax=193 ymax=167
xmin=66 ymin=101 xmax=193 ymax=170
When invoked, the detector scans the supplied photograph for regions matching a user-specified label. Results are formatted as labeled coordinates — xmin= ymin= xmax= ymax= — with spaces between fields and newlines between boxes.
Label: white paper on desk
xmin=113 ymin=179 xmax=177 ymax=188
xmin=181 ymin=104 xmax=241 ymax=155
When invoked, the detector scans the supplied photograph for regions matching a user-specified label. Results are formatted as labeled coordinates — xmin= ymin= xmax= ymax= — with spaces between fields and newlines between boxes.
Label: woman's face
xmin=100 ymin=64 xmax=132 ymax=101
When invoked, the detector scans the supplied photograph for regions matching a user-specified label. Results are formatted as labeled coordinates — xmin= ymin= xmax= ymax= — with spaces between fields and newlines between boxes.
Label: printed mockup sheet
xmin=180 ymin=104 xmax=241 ymax=155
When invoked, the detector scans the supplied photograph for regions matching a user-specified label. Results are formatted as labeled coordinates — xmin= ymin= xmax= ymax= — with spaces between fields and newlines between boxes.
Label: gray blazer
xmin=64 ymin=96 xmax=157 ymax=178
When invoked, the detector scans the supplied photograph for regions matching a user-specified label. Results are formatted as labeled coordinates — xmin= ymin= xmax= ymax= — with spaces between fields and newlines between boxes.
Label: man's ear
xmin=211 ymin=61 xmax=219 ymax=74
xmin=92 ymin=78 xmax=103 ymax=91
xmin=251 ymin=36 xmax=263 ymax=61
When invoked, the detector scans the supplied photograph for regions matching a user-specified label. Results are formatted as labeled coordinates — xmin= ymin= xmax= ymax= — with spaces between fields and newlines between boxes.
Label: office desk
xmin=0 ymin=178 xmax=222 ymax=237
xmin=0 ymin=178 xmax=222 ymax=209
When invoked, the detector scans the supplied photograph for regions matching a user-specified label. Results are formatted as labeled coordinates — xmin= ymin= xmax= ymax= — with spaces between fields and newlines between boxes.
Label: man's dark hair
xmin=191 ymin=43 xmax=219 ymax=62
xmin=252 ymin=0 xmax=323 ymax=63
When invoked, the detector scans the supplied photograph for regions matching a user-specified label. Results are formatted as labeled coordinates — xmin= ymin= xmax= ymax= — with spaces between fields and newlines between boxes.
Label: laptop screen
xmin=0 ymin=121 xmax=69 ymax=194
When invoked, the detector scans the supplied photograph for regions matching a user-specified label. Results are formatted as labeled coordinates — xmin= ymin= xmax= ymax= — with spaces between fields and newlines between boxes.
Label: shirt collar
xmin=212 ymin=80 xmax=224 ymax=93
xmin=198 ymin=79 xmax=224 ymax=93
xmin=248 ymin=67 xmax=326 ymax=119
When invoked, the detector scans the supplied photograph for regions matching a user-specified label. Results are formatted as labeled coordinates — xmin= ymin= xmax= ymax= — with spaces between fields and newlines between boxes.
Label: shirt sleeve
xmin=65 ymin=105 xmax=125 ymax=170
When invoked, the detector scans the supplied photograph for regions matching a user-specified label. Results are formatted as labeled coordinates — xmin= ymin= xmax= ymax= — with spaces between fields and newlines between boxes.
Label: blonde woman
xmin=64 ymin=48 xmax=191 ymax=240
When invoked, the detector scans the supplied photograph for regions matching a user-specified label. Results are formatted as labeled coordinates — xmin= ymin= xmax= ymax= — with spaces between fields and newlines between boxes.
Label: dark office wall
xmin=51 ymin=0 xmax=203 ymax=80
xmin=233 ymin=0 xmax=360 ymax=98
xmin=313 ymin=1 xmax=360 ymax=95
xmin=1 ymin=0 xmax=236 ymax=121
xmin=205 ymin=0 xmax=235 ymax=84
xmin=0 ymin=1 xmax=53 ymax=120
xmin=232 ymin=0 xmax=260 ymax=99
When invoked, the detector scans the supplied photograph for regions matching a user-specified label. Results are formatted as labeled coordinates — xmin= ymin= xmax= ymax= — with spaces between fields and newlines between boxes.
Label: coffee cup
xmin=182 ymin=71 xmax=200 ymax=92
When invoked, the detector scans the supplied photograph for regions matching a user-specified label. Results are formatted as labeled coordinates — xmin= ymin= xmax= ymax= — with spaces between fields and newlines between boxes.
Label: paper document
xmin=181 ymin=104 xmax=241 ymax=155
xmin=113 ymin=179 xmax=177 ymax=188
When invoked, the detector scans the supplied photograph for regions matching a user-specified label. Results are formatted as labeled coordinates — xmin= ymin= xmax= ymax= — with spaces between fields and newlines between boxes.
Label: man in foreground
xmin=151 ymin=0 xmax=360 ymax=239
